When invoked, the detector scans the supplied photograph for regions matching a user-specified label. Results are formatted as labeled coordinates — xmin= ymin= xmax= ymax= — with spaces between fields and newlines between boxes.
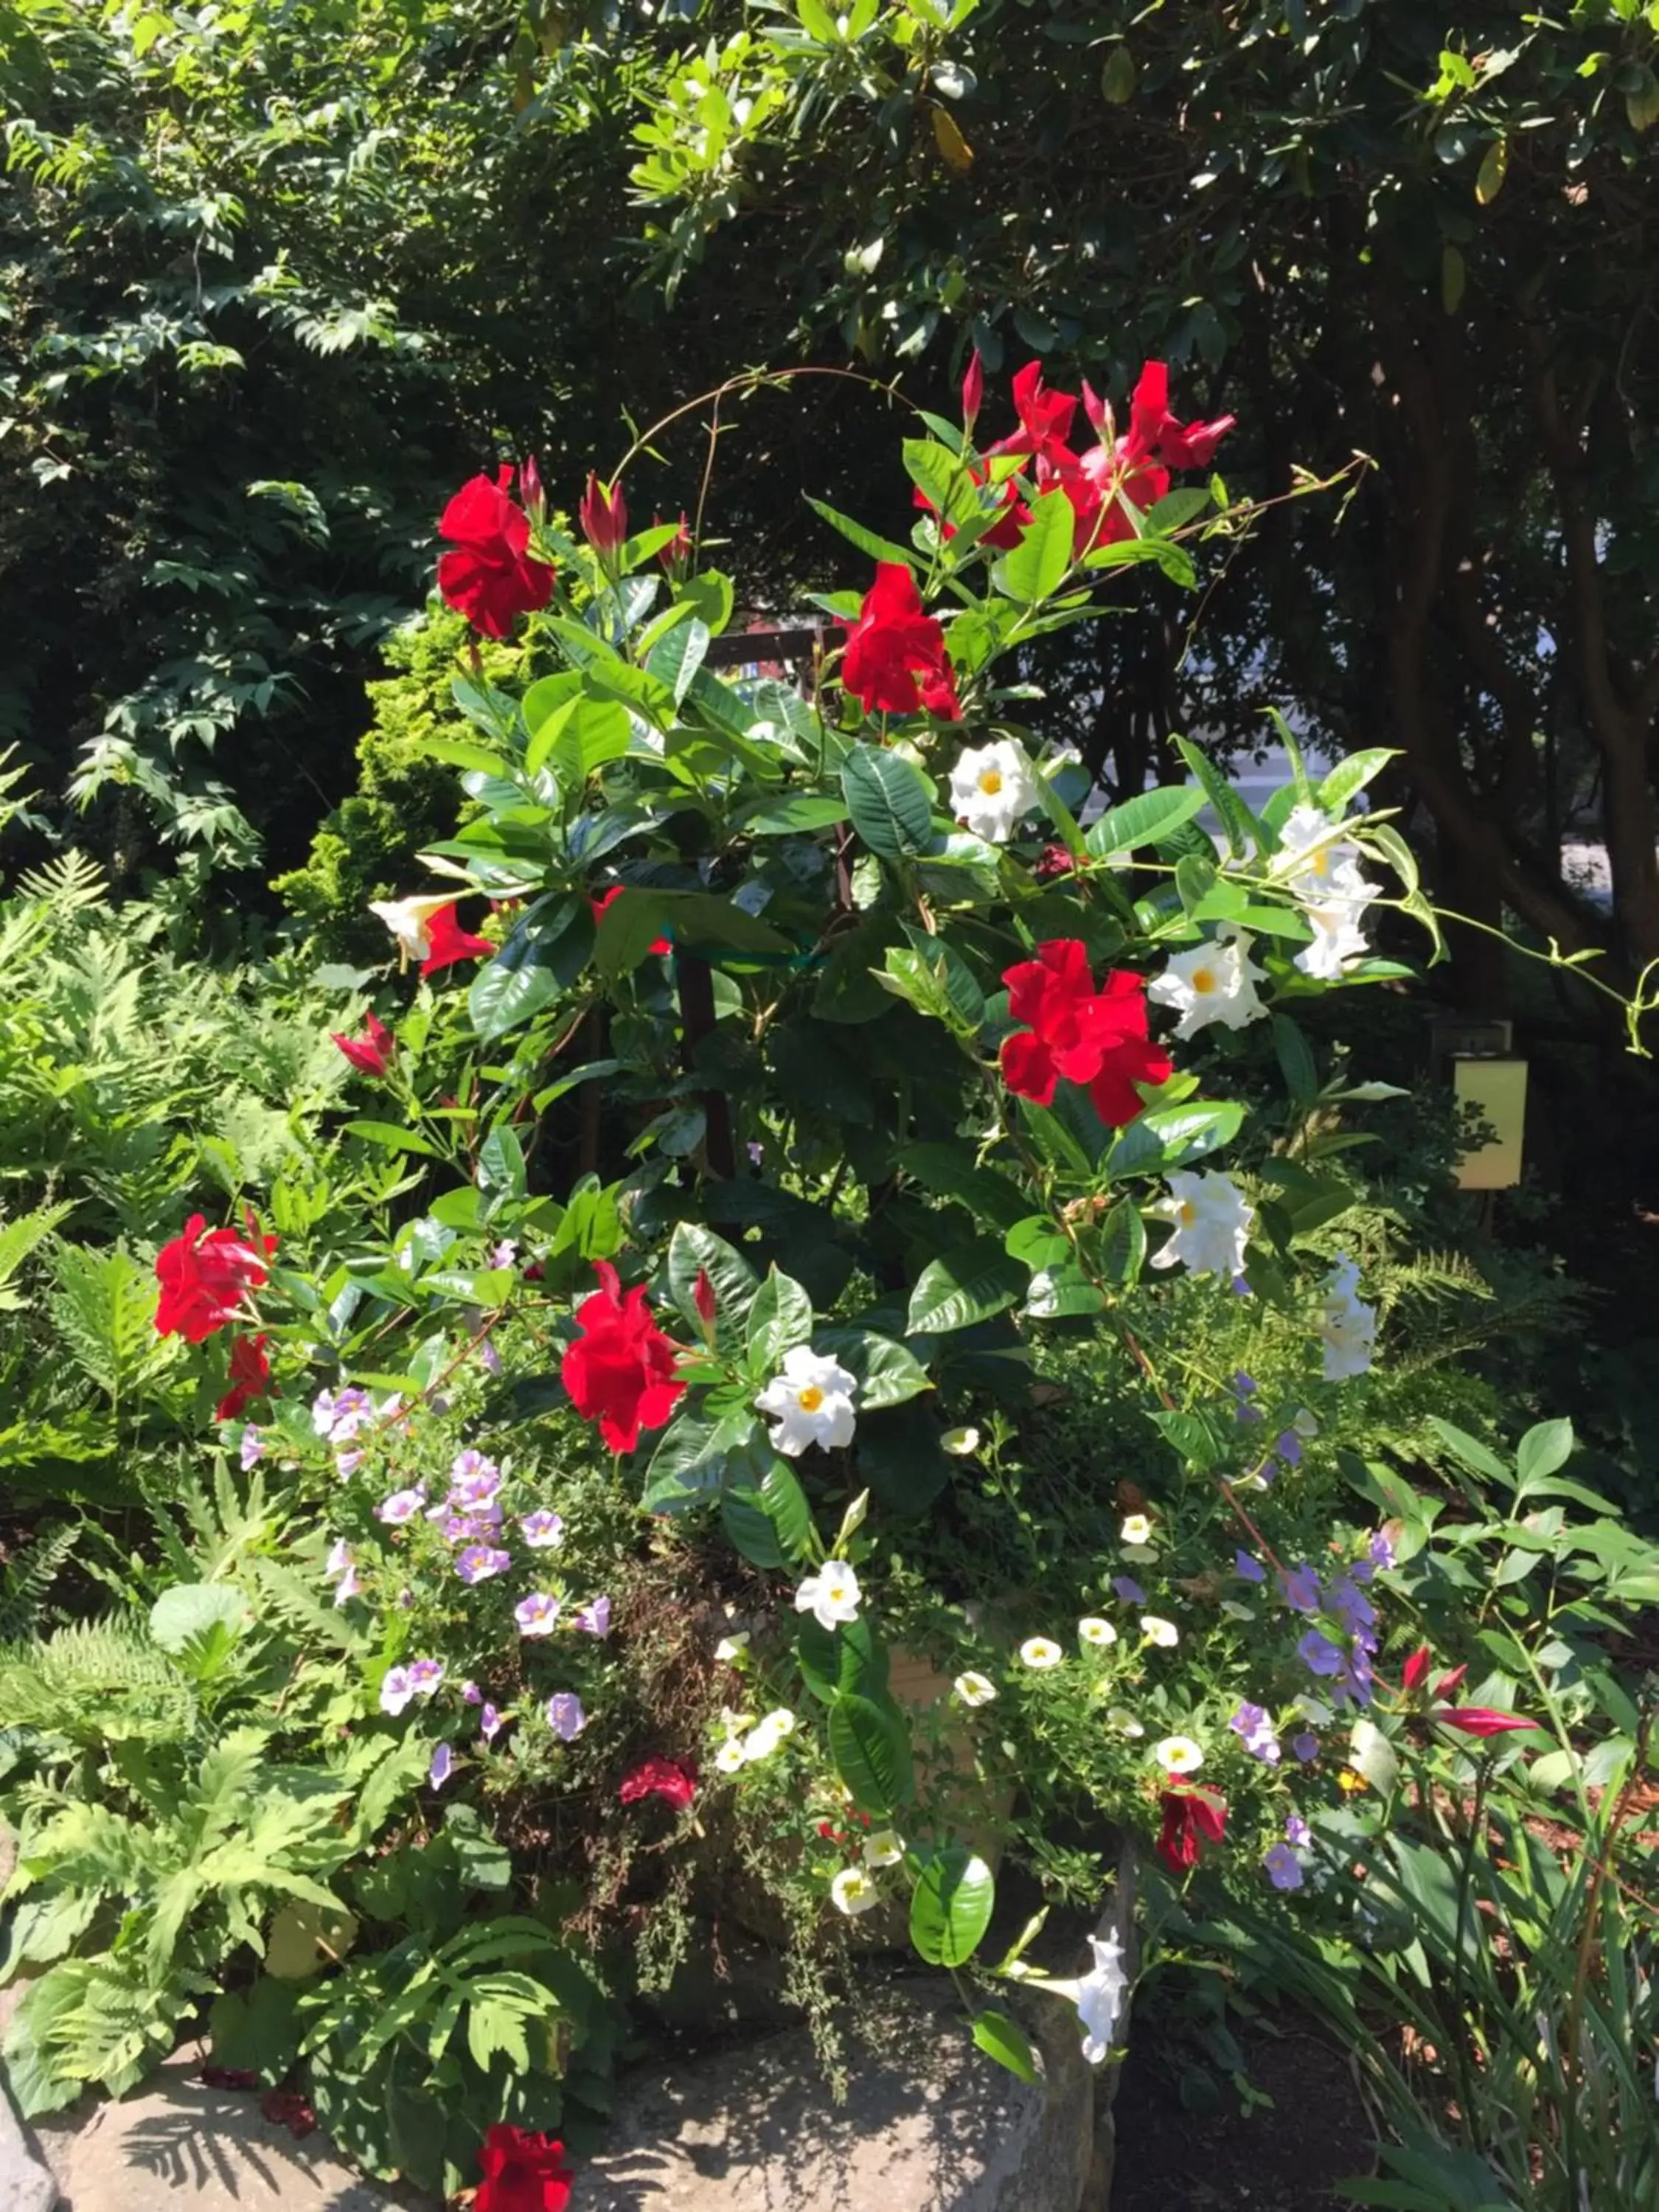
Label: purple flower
xmin=1230 ymin=1273 xmax=1253 ymax=1298
xmin=239 ymin=1424 xmax=265 ymax=1471
xmin=462 ymin=1680 xmax=483 ymax=1705
xmin=747 ymin=1140 xmax=765 ymax=1167
xmin=1265 ymin=1843 xmax=1304 ymax=1892
xmin=575 ymin=1596 xmax=611 ymax=1638
xmin=1228 ymin=1701 xmax=1281 ymax=1764
xmin=429 ymin=1742 xmax=453 ymax=1790
xmin=333 ymin=1565 xmax=360 ymax=1607
xmin=1366 ymin=1531 xmax=1396 ymax=1573
xmin=407 ymin=1658 xmax=445 ymax=1694
xmin=1328 ymin=1577 xmax=1377 ymax=1638
xmin=1233 ymin=1550 xmax=1265 ymax=1585
xmin=456 ymin=1544 xmax=511 ymax=1585
xmin=515 ymin=1592 xmax=562 ymax=1638
xmin=546 ymin=1691 xmax=585 ymax=1741
xmin=1285 ymin=1814 xmax=1311 ymax=1847
xmin=521 ymin=1509 xmax=566 ymax=1549
xmin=449 ymin=1452 xmax=502 ymax=1508
xmin=480 ymin=1338 xmax=503 ymax=1375
xmin=375 ymin=1485 xmax=426 ymax=1526
xmin=438 ymin=1508 xmax=502 ymax=1545
xmin=1291 ymin=1732 xmax=1320 ymax=1764
xmin=1233 ymin=1371 xmax=1258 ymax=1398
xmin=1278 ymin=1565 xmax=1322 ymax=1615
xmin=1275 ymin=1430 xmax=1304 ymax=1467
xmin=481 ymin=1702 xmax=504 ymax=1743
xmin=1298 ymin=1630 xmax=1346 ymax=1679
xmin=490 ymin=1240 xmax=518 ymax=1270
xmin=1111 ymin=1576 xmax=1146 ymax=1606
xmin=335 ymin=1449 xmax=365 ymax=1477
xmin=313 ymin=1385 xmax=373 ymax=1443
xmin=379 ymin=1666 xmax=415 ymax=1717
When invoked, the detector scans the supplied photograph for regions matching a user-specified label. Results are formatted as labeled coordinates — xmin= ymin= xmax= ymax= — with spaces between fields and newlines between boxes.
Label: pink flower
xmin=619 ymin=1756 xmax=695 ymax=1811
xmin=1428 ymin=1706 xmax=1541 ymax=1738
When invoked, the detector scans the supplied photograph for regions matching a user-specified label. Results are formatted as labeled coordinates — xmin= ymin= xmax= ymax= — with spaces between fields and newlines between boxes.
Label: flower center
xmin=978 ymin=768 xmax=1004 ymax=795
xmin=1191 ymin=966 xmax=1217 ymax=995
xmin=1178 ymin=1201 xmax=1197 ymax=1226
xmin=797 ymin=1385 xmax=825 ymax=1413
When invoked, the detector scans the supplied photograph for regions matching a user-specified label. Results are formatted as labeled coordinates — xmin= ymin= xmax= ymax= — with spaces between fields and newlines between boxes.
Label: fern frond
xmin=0 ymin=1524 xmax=80 ymax=1643
xmin=0 ymin=1200 xmax=76 ymax=1311
xmin=15 ymin=849 xmax=107 ymax=919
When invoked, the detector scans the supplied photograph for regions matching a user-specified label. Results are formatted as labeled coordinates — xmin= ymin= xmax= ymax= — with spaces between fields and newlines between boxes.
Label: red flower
xmin=1427 ymin=1706 xmax=1540 ymax=1738
xmin=913 ymin=465 xmax=1032 ymax=554
xmin=215 ymin=1334 xmax=271 ymax=1422
xmin=961 ymin=347 xmax=984 ymax=437
xmin=437 ymin=467 xmax=555 ymax=639
xmin=518 ymin=452 xmax=546 ymax=525
xmin=692 ymin=1267 xmax=717 ymax=1329
xmin=330 ymin=1010 xmax=394 ymax=1078
xmin=619 ymin=1756 xmax=697 ymax=1811
xmin=420 ymin=905 xmax=495 ymax=976
xmin=560 ymin=1260 xmax=686 ymax=1453
xmin=1157 ymin=1784 xmax=1228 ymax=1874
xmin=838 ymin=563 xmax=961 ymax=720
xmin=591 ymin=886 xmax=670 ymax=956
xmin=475 ymin=2123 xmax=574 ymax=2212
xmin=986 ymin=360 xmax=1079 ymax=465
xmin=155 ymin=1215 xmax=276 ymax=1343
xmin=656 ymin=509 xmax=694 ymax=576
xmin=1401 ymin=1643 xmax=1433 ymax=1693
xmin=579 ymin=472 xmax=628 ymax=557
xmin=999 ymin=942 xmax=1172 ymax=1127
xmin=1124 ymin=360 xmax=1236 ymax=472
xmin=259 ymin=2089 xmax=316 ymax=2141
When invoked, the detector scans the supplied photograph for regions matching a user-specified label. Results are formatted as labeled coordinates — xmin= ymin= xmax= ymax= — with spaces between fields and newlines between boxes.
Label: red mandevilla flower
xmin=330 ymin=1009 xmax=394 ymax=1079
xmin=1427 ymin=1706 xmax=1541 ymax=1738
xmin=838 ymin=563 xmax=961 ymax=720
xmin=474 ymin=2123 xmax=574 ymax=2212
xmin=986 ymin=359 xmax=1079 ymax=466
xmin=155 ymin=1215 xmax=276 ymax=1343
xmin=1156 ymin=1784 xmax=1228 ymax=1874
xmin=579 ymin=472 xmax=628 ymax=557
xmin=999 ymin=942 xmax=1172 ymax=1128
xmin=913 ymin=464 xmax=1032 ymax=554
xmin=437 ymin=467 xmax=555 ymax=639
xmin=215 ymin=1334 xmax=271 ymax=1422
xmin=619 ymin=1756 xmax=696 ymax=1811
xmin=420 ymin=905 xmax=495 ymax=977
xmin=560 ymin=1260 xmax=686 ymax=1453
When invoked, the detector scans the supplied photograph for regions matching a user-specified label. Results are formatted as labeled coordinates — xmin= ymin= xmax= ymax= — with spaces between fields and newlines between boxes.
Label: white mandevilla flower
xmin=366 ymin=891 xmax=456 ymax=969
xmin=1043 ymin=1930 xmax=1128 ymax=2067
xmin=1079 ymin=1617 xmax=1119 ymax=1649
xmin=830 ymin=1865 xmax=880 ymax=1916
xmin=1150 ymin=1169 xmax=1254 ymax=1280
xmin=862 ymin=1829 xmax=905 ymax=1869
xmin=954 ymin=1670 xmax=998 ymax=1707
xmin=1295 ymin=900 xmax=1373 ymax=981
xmin=1318 ymin=1256 xmax=1377 ymax=1381
xmin=1141 ymin=1615 xmax=1180 ymax=1648
xmin=1148 ymin=927 xmax=1267 ymax=1040
xmin=1119 ymin=1514 xmax=1152 ymax=1546
xmin=1020 ymin=1635 xmax=1064 ymax=1670
xmin=757 ymin=1346 xmax=858 ymax=1458
xmin=742 ymin=1708 xmax=796 ymax=1762
xmin=947 ymin=739 xmax=1040 ymax=844
xmin=1273 ymin=802 xmax=1368 ymax=894
xmin=794 ymin=1559 xmax=861 ymax=1632
xmin=1155 ymin=1734 xmax=1204 ymax=1775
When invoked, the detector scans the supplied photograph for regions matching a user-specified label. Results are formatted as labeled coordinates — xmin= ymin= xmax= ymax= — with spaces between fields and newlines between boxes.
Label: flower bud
xmin=961 ymin=347 xmax=984 ymax=438
xmin=580 ymin=472 xmax=628 ymax=557
xmin=518 ymin=453 xmax=545 ymax=525
xmin=1400 ymin=1644 xmax=1433 ymax=1693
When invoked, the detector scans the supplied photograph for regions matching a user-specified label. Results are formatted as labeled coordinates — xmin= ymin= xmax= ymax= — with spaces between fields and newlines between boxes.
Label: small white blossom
xmin=941 ymin=1425 xmax=981 ymax=1456
xmin=830 ymin=1865 xmax=880 ymax=1916
xmin=1020 ymin=1635 xmax=1064 ymax=1670
xmin=742 ymin=1708 xmax=796 ymax=1762
xmin=1154 ymin=1733 xmax=1204 ymax=1775
xmin=1119 ymin=1514 xmax=1152 ymax=1546
xmin=794 ymin=1559 xmax=861 ymax=1632
xmin=1107 ymin=1708 xmax=1145 ymax=1737
xmin=1141 ymin=1615 xmax=1180 ymax=1648
xmin=863 ymin=1828 xmax=905 ymax=1869
xmin=1079 ymin=1616 xmax=1119 ymax=1648
xmin=947 ymin=739 xmax=1040 ymax=844
xmin=714 ymin=1739 xmax=748 ymax=1775
xmin=954 ymin=1670 xmax=998 ymax=1707
xmin=1149 ymin=928 xmax=1267 ymax=1039
xmin=1150 ymin=1170 xmax=1254 ymax=1280
xmin=1318 ymin=1255 xmax=1377 ymax=1381
xmin=757 ymin=1346 xmax=859 ymax=1458
xmin=714 ymin=1632 xmax=751 ymax=1662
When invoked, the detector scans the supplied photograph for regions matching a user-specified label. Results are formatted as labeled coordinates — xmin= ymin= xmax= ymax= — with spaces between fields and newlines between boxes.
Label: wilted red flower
xmin=420 ymin=905 xmax=495 ymax=976
xmin=591 ymin=886 xmax=670 ymax=956
xmin=155 ymin=1216 xmax=276 ymax=1343
xmin=437 ymin=467 xmax=555 ymax=639
xmin=619 ymin=1756 xmax=697 ymax=1811
xmin=561 ymin=1260 xmax=685 ymax=1453
xmin=1157 ymin=1784 xmax=1228 ymax=1874
xmin=215 ymin=1334 xmax=271 ymax=1422
xmin=1428 ymin=1705 xmax=1540 ymax=1738
xmin=1033 ymin=842 xmax=1077 ymax=880
xmin=838 ymin=563 xmax=961 ymax=720
xmin=1000 ymin=942 xmax=1172 ymax=1127
xmin=330 ymin=1009 xmax=394 ymax=1078
xmin=579 ymin=472 xmax=628 ymax=557
xmin=475 ymin=2123 xmax=574 ymax=2212
xmin=259 ymin=2089 xmax=316 ymax=2141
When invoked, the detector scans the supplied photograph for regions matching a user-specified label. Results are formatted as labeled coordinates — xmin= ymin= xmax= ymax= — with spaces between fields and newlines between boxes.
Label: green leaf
xmin=666 ymin=1223 xmax=759 ymax=1341
xmin=804 ymin=496 xmax=918 ymax=568
xmin=746 ymin=1266 xmax=814 ymax=1372
xmin=594 ymin=889 xmax=791 ymax=975
xmin=841 ymin=745 xmax=935 ymax=860
xmin=899 ymin=1144 xmax=1031 ymax=1232
xmin=1085 ymin=784 xmax=1206 ymax=858
xmin=468 ymin=900 xmax=590 ymax=1044
xmin=1318 ymin=748 xmax=1398 ymax=816
xmin=828 ymin=1692 xmax=913 ymax=1815
xmin=1096 ymin=1202 xmax=1147 ymax=1285
xmin=1273 ymin=1013 xmax=1318 ymax=1105
xmin=1107 ymin=1099 xmax=1245 ymax=1177
xmin=992 ymin=484 xmax=1074 ymax=602
xmin=759 ymin=1458 xmax=815 ymax=1562
xmin=149 ymin=1583 xmax=245 ymax=1653
xmin=1425 ymin=1417 xmax=1512 ymax=1486
xmin=1516 ymin=1417 xmax=1574 ymax=1495
xmin=641 ymin=1407 xmax=763 ymax=1509
xmin=739 ymin=793 xmax=849 ymax=837
xmin=901 ymin=437 xmax=978 ymax=526
xmin=972 ymin=2007 xmax=1039 ymax=2083
xmin=905 ymin=1240 xmax=1025 ymax=1333
xmin=1441 ymin=243 xmax=1466 ymax=315
xmin=1174 ymin=737 xmax=1256 ymax=860
xmin=720 ymin=1489 xmax=787 ymax=1567
xmin=797 ymin=1612 xmax=890 ymax=1703
xmin=345 ymin=1120 xmax=444 ymax=1158
xmin=646 ymin=615 xmax=709 ymax=703
xmin=813 ymin=1326 xmax=932 ymax=1409
xmin=909 ymin=1846 xmax=995 ymax=1966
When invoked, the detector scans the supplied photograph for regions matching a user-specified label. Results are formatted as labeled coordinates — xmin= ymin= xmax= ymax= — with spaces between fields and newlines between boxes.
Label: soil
xmin=1112 ymin=2005 xmax=1374 ymax=2212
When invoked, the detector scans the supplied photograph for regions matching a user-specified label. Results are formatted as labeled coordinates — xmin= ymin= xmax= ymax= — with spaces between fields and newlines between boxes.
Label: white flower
xmin=742 ymin=1708 xmax=796 ymax=1761
xmin=1141 ymin=1615 xmax=1180 ymax=1648
xmin=1150 ymin=1170 xmax=1254 ymax=1280
xmin=830 ymin=1865 xmax=880 ymax=1916
xmin=863 ymin=1828 xmax=905 ymax=1869
xmin=947 ymin=739 xmax=1040 ymax=844
xmin=1148 ymin=928 xmax=1267 ymax=1039
xmin=794 ymin=1559 xmax=861 ymax=1632
xmin=942 ymin=1425 xmax=981 ymax=1456
xmin=757 ymin=1346 xmax=859 ymax=1458
xmin=366 ymin=891 xmax=457 ymax=969
xmin=714 ymin=1739 xmax=748 ymax=1775
xmin=1154 ymin=1734 xmax=1204 ymax=1775
xmin=1318 ymin=1256 xmax=1377 ymax=1381
xmin=1274 ymin=804 xmax=1368 ymax=894
xmin=1293 ymin=1406 xmax=1321 ymax=1439
xmin=1107 ymin=1708 xmax=1145 ymax=1737
xmin=1079 ymin=1616 xmax=1119 ymax=1648
xmin=954 ymin=1670 xmax=998 ymax=1707
xmin=1020 ymin=1636 xmax=1064 ymax=1669
xmin=1295 ymin=901 xmax=1373 ymax=981
xmin=1046 ymin=1931 xmax=1128 ymax=2067
xmin=714 ymin=1632 xmax=751 ymax=1662
xmin=1119 ymin=1514 xmax=1152 ymax=1546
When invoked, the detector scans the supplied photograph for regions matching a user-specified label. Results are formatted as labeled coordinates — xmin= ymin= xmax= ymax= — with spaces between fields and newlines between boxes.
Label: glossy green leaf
xmin=909 ymin=1846 xmax=995 ymax=1966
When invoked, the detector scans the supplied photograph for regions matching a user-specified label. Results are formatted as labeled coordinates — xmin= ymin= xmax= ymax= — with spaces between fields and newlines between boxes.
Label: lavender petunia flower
xmin=462 ymin=1680 xmax=483 ymax=1705
xmin=375 ymin=1485 xmax=427 ymax=1526
xmin=335 ymin=1449 xmax=365 ymax=1478
xmin=490 ymin=1240 xmax=518 ymax=1270
xmin=1285 ymin=1813 xmax=1311 ymax=1847
xmin=456 ymin=1544 xmax=510 ymax=1585
xmin=575 ymin=1596 xmax=611 ymax=1638
xmin=1265 ymin=1842 xmax=1304 ymax=1892
xmin=406 ymin=1658 xmax=445 ymax=1695
xmin=429 ymin=1742 xmax=453 ymax=1790
xmin=313 ymin=1385 xmax=374 ymax=1443
xmin=380 ymin=1666 xmax=415 ymax=1717
xmin=480 ymin=1338 xmax=503 ymax=1376
xmin=1366 ymin=1531 xmax=1396 ymax=1573
xmin=333 ymin=1565 xmax=361 ymax=1607
xmin=481 ymin=1702 xmax=504 ymax=1743
xmin=546 ymin=1691 xmax=585 ymax=1741
xmin=515 ymin=1592 xmax=562 ymax=1638
xmin=1233 ymin=1371 xmax=1258 ymax=1398
xmin=1111 ymin=1576 xmax=1146 ymax=1606
xmin=521 ymin=1509 xmax=566 ymax=1549
xmin=1234 ymin=1550 xmax=1266 ymax=1585
xmin=239 ymin=1424 xmax=265 ymax=1471
xmin=1291 ymin=1732 xmax=1320 ymax=1764
xmin=1228 ymin=1701 xmax=1281 ymax=1764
